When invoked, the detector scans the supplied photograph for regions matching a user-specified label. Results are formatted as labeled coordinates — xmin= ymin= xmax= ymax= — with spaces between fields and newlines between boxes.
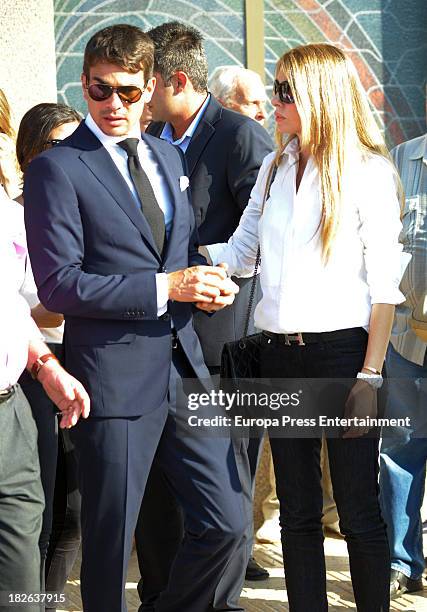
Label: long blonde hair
xmin=0 ymin=88 xmax=15 ymax=140
xmin=0 ymin=88 xmax=22 ymax=195
xmin=274 ymin=43 xmax=399 ymax=262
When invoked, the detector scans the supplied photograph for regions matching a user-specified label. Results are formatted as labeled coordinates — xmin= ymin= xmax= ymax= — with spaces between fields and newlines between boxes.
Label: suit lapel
xmin=75 ymin=124 xmax=161 ymax=261
xmin=185 ymin=97 xmax=222 ymax=177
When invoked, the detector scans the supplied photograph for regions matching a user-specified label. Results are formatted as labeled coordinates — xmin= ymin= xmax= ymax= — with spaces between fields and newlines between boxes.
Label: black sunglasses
xmin=273 ymin=79 xmax=295 ymax=104
xmin=87 ymin=83 xmax=144 ymax=104
xmin=45 ymin=139 xmax=62 ymax=147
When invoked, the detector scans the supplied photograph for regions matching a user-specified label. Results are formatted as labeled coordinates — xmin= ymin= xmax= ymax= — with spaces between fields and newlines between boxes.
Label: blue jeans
xmin=380 ymin=343 xmax=427 ymax=580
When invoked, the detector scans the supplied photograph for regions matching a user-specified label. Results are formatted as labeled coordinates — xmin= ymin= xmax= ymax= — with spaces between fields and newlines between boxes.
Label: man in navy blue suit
xmin=135 ymin=23 xmax=273 ymax=611
xmin=24 ymin=24 xmax=246 ymax=612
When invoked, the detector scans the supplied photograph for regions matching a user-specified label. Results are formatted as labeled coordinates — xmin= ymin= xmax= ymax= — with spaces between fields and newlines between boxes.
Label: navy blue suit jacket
xmin=148 ymin=96 xmax=273 ymax=366
xmin=24 ymin=122 xmax=209 ymax=418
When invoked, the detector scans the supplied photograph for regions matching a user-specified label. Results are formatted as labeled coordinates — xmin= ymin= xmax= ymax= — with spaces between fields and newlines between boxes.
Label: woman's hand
xmin=342 ymin=378 xmax=377 ymax=438
xmin=341 ymin=302 xmax=394 ymax=438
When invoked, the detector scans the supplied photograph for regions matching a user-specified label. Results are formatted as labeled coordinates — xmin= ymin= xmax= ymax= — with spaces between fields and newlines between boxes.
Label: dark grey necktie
xmin=118 ymin=138 xmax=165 ymax=254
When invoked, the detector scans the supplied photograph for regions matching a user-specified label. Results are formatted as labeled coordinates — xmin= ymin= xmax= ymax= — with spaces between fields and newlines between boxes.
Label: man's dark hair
xmin=17 ymin=103 xmax=81 ymax=174
xmin=148 ymin=22 xmax=208 ymax=93
xmin=83 ymin=24 xmax=153 ymax=80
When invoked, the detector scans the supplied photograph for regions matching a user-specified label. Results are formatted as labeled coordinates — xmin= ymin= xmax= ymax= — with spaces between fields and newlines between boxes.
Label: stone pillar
xmin=0 ymin=0 xmax=57 ymax=128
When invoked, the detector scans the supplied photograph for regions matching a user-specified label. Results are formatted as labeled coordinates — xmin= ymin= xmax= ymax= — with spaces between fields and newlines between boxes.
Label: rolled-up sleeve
xmin=357 ymin=155 xmax=407 ymax=305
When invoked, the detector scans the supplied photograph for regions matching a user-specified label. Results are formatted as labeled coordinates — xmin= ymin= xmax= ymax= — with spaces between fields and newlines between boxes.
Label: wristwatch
xmin=356 ymin=371 xmax=383 ymax=389
xmin=31 ymin=353 xmax=60 ymax=380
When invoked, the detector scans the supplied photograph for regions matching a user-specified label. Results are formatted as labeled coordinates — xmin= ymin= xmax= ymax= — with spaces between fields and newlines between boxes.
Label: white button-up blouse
xmin=0 ymin=194 xmax=41 ymax=388
xmin=208 ymin=138 xmax=405 ymax=334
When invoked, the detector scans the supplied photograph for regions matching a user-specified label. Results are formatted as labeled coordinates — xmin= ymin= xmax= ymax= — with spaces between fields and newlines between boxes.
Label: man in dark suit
xmin=145 ymin=27 xmax=273 ymax=373
xmin=135 ymin=21 xmax=274 ymax=612
xmin=24 ymin=24 xmax=246 ymax=612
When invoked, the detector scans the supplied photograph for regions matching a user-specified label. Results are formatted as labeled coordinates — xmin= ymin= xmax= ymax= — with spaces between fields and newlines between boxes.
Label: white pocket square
xmin=179 ymin=175 xmax=189 ymax=191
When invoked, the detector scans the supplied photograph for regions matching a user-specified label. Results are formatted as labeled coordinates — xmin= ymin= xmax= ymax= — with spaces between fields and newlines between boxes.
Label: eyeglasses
xmin=87 ymin=83 xmax=144 ymax=104
xmin=45 ymin=139 xmax=62 ymax=147
xmin=273 ymin=79 xmax=295 ymax=104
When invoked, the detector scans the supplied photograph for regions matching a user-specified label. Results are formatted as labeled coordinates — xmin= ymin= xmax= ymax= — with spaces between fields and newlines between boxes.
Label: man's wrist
xmin=30 ymin=353 xmax=60 ymax=380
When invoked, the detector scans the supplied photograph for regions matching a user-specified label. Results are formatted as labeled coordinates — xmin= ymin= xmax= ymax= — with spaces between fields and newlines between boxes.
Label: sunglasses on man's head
xmin=87 ymin=83 xmax=144 ymax=104
xmin=273 ymin=79 xmax=295 ymax=104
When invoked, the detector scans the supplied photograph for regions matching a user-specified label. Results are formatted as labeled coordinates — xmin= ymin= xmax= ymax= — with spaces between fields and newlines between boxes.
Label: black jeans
xmin=260 ymin=328 xmax=390 ymax=612
xmin=44 ymin=427 xmax=81 ymax=610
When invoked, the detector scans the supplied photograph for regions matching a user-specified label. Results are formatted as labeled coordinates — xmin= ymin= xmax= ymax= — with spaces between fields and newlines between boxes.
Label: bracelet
xmin=362 ymin=365 xmax=382 ymax=375
xmin=356 ymin=371 xmax=383 ymax=389
xmin=30 ymin=353 xmax=60 ymax=380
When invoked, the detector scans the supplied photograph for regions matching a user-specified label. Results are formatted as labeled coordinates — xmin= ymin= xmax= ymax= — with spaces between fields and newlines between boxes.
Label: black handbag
xmin=220 ymin=162 xmax=277 ymax=384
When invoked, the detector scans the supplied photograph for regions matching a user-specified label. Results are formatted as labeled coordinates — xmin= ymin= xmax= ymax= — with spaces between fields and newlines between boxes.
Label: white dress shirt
xmin=85 ymin=114 xmax=173 ymax=314
xmin=0 ymin=192 xmax=41 ymax=388
xmin=208 ymin=139 xmax=405 ymax=333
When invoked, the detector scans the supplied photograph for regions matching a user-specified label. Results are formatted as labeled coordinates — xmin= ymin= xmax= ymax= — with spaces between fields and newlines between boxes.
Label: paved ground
xmin=61 ymin=536 xmax=427 ymax=611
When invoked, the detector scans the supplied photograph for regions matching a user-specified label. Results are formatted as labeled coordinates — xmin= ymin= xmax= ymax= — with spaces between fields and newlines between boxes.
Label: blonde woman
xmin=0 ymin=88 xmax=21 ymax=197
xmin=206 ymin=44 xmax=404 ymax=611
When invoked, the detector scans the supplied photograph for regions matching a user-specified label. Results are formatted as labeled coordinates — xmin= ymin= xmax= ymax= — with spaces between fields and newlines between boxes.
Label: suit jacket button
xmin=161 ymin=313 xmax=170 ymax=321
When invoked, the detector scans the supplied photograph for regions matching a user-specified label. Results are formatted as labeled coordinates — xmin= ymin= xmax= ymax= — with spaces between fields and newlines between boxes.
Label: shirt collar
xmin=409 ymin=133 xmax=427 ymax=162
xmin=85 ymin=113 xmax=142 ymax=148
xmin=160 ymin=93 xmax=210 ymax=146
xmin=282 ymin=136 xmax=301 ymax=162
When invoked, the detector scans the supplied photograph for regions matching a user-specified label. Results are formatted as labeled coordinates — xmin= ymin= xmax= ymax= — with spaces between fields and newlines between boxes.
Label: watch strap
xmin=31 ymin=353 xmax=60 ymax=380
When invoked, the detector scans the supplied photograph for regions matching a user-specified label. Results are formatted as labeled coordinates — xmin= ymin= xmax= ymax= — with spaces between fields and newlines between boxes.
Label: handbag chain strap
xmin=242 ymin=162 xmax=278 ymax=339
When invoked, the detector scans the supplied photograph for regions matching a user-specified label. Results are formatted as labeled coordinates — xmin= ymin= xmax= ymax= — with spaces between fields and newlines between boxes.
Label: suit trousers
xmin=0 ymin=386 xmax=44 ymax=612
xmin=70 ymin=340 xmax=248 ymax=612
xmin=136 ymin=364 xmax=253 ymax=612
xmin=136 ymin=436 xmax=252 ymax=611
